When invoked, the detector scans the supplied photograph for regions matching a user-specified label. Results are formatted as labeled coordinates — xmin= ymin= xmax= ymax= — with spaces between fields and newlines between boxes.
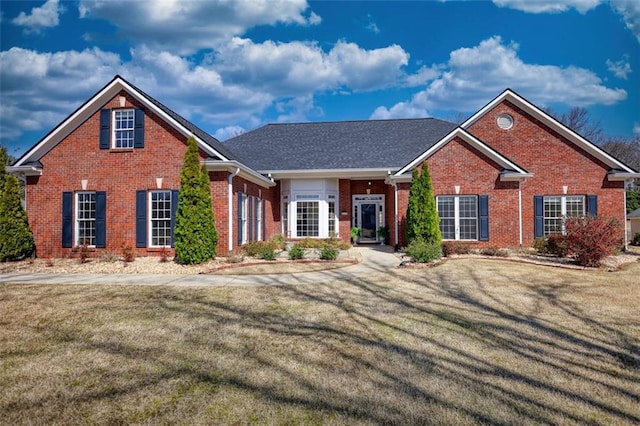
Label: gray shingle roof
xmin=223 ymin=118 xmax=457 ymax=171
xmin=628 ymin=208 xmax=640 ymax=219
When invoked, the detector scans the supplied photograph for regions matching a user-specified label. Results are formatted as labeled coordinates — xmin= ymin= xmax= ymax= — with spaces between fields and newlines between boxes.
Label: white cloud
xmin=214 ymin=38 xmax=409 ymax=94
xmin=370 ymin=36 xmax=627 ymax=119
xmin=365 ymin=14 xmax=380 ymax=34
xmin=405 ymin=65 xmax=441 ymax=87
xmin=214 ymin=126 xmax=246 ymax=141
xmin=492 ymin=0 xmax=601 ymax=14
xmin=634 ymin=122 xmax=640 ymax=135
xmin=611 ymin=0 xmax=640 ymax=43
xmin=370 ymin=101 xmax=430 ymax=120
xmin=12 ymin=0 xmax=64 ymax=32
xmin=78 ymin=0 xmax=320 ymax=54
xmin=606 ymin=57 xmax=632 ymax=79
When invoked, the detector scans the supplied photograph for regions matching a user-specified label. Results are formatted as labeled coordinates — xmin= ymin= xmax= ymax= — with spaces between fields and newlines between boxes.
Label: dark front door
xmin=360 ymin=203 xmax=377 ymax=240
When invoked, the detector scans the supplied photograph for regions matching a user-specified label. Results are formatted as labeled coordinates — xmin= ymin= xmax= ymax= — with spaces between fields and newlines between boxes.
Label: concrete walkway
xmin=0 ymin=246 xmax=401 ymax=287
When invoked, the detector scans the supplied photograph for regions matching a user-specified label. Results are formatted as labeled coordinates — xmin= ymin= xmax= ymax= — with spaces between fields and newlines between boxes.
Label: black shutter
xmin=478 ymin=195 xmax=489 ymax=241
xmin=534 ymin=196 xmax=544 ymax=238
xmin=237 ymin=193 xmax=243 ymax=246
xmin=170 ymin=190 xmax=179 ymax=247
xmin=99 ymin=109 xmax=110 ymax=149
xmin=95 ymin=191 xmax=107 ymax=248
xmin=134 ymin=108 xmax=145 ymax=148
xmin=587 ymin=195 xmax=597 ymax=217
xmin=136 ymin=190 xmax=147 ymax=248
xmin=62 ymin=192 xmax=73 ymax=248
xmin=248 ymin=196 xmax=254 ymax=242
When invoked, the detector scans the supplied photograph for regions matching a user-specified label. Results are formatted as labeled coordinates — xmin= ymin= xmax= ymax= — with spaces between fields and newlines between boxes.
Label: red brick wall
xmin=338 ymin=179 xmax=352 ymax=243
xmin=467 ymin=100 xmax=625 ymax=246
xmin=26 ymin=91 xmax=202 ymax=258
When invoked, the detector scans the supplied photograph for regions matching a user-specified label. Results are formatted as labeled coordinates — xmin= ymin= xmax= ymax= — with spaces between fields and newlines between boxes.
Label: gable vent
xmin=497 ymin=114 xmax=514 ymax=130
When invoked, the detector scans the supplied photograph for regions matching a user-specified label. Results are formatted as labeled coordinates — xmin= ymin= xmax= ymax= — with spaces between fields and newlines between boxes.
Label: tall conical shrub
xmin=405 ymin=161 xmax=441 ymax=245
xmin=0 ymin=174 xmax=35 ymax=260
xmin=174 ymin=137 xmax=218 ymax=264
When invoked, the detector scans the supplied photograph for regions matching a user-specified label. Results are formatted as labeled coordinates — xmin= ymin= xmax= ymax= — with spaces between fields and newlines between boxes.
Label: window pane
xmin=459 ymin=196 xmax=477 ymax=240
xmin=114 ymin=109 xmax=135 ymax=148
xmin=544 ymin=196 xmax=562 ymax=235
xmin=437 ymin=197 xmax=455 ymax=240
xmin=328 ymin=201 xmax=336 ymax=236
xmin=150 ymin=191 xmax=172 ymax=246
xmin=565 ymin=196 xmax=584 ymax=218
xmin=76 ymin=192 xmax=96 ymax=246
xmin=297 ymin=201 xmax=319 ymax=237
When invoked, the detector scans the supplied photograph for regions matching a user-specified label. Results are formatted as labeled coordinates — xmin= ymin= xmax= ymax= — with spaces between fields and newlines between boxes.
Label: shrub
xmin=159 ymin=247 xmax=171 ymax=263
xmin=174 ymin=136 xmax=218 ymax=265
xmin=442 ymin=241 xmax=471 ymax=256
xmin=261 ymin=246 xmax=276 ymax=261
xmin=406 ymin=239 xmax=442 ymax=263
xmin=319 ymin=246 xmax=338 ymax=261
xmin=0 ymin=174 xmax=35 ymax=261
xmin=632 ymin=232 xmax=640 ymax=246
xmin=98 ymin=250 xmax=120 ymax=263
xmin=406 ymin=161 xmax=441 ymax=245
xmin=546 ymin=234 xmax=570 ymax=257
xmin=565 ymin=216 xmax=621 ymax=267
xmin=76 ymin=243 xmax=90 ymax=264
xmin=295 ymin=238 xmax=349 ymax=250
xmin=121 ymin=244 xmax=135 ymax=263
xmin=532 ymin=237 xmax=548 ymax=253
xmin=270 ymin=234 xmax=286 ymax=250
xmin=480 ymin=246 xmax=509 ymax=257
xmin=242 ymin=241 xmax=276 ymax=258
xmin=289 ymin=244 xmax=304 ymax=260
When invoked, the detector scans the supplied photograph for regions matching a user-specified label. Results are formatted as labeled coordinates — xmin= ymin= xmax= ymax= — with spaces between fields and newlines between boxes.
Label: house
xmin=8 ymin=75 xmax=640 ymax=258
xmin=628 ymin=208 xmax=640 ymax=241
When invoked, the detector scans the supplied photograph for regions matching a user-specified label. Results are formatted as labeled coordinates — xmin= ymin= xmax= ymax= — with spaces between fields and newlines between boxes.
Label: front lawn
xmin=1 ymin=259 xmax=639 ymax=424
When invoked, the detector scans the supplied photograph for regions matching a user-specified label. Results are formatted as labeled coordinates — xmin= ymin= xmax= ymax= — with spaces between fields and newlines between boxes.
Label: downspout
xmin=518 ymin=178 xmax=524 ymax=246
xmin=393 ymin=182 xmax=399 ymax=250
xmin=228 ymin=168 xmax=240 ymax=254
xmin=624 ymin=182 xmax=629 ymax=251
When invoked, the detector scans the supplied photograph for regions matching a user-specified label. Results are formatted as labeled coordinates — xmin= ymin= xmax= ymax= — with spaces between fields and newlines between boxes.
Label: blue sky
xmin=1 ymin=0 xmax=639 ymax=158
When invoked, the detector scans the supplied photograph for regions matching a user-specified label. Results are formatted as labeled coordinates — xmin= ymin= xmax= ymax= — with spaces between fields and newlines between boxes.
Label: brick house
xmin=8 ymin=75 xmax=639 ymax=258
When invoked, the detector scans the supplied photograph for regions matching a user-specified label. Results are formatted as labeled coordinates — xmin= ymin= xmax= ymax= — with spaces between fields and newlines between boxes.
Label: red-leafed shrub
xmin=565 ymin=216 xmax=621 ymax=267
xmin=442 ymin=241 xmax=471 ymax=256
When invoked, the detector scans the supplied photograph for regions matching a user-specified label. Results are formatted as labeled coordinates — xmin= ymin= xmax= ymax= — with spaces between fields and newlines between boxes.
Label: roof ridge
xmin=264 ymin=117 xmax=454 ymax=126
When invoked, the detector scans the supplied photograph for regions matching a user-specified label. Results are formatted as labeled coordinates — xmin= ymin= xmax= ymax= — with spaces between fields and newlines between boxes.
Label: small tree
xmin=0 ymin=174 xmax=35 ymax=261
xmin=0 ymin=146 xmax=8 ymax=193
xmin=565 ymin=216 xmax=620 ymax=267
xmin=406 ymin=161 xmax=441 ymax=245
xmin=173 ymin=137 xmax=218 ymax=264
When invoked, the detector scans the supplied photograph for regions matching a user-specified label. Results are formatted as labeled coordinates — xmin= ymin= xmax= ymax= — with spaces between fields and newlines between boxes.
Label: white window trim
xmin=543 ymin=195 xmax=585 ymax=236
xmin=240 ymin=193 xmax=248 ymax=245
xmin=437 ymin=195 xmax=478 ymax=241
xmin=75 ymin=191 xmax=96 ymax=247
xmin=352 ymin=194 xmax=385 ymax=242
xmin=112 ymin=108 xmax=135 ymax=149
xmin=148 ymin=190 xmax=172 ymax=248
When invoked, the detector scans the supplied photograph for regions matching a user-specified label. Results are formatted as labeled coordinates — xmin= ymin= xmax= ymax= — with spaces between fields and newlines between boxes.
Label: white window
xmin=239 ymin=193 xmax=248 ymax=244
xmin=255 ymin=198 xmax=262 ymax=241
xmin=76 ymin=192 xmax=96 ymax=246
xmin=543 ymin=196 xmax=585 ymax=235
xmin=437 ymin=196 xmax=478 ymax=240
xmin=328 ymin=195 xmax=336 ymax=237
xmin=149 ymin=191 xmax=172 ymax=247
xmin=297 ymin=201 xmax=320 ymax=237
xmin=282 ymin=196 xmax=289 ymax=237
xmin=113 ymin=109 xmax=135 ymax=148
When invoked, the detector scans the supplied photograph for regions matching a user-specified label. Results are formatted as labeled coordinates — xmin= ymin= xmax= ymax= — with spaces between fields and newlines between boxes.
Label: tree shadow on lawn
xmin=2 ymin=260 xmax=639 ymax=424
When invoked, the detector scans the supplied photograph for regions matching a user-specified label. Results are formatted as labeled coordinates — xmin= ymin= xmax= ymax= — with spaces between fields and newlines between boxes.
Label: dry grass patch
xmin=1 ymin=260 xmax=639 ymax=424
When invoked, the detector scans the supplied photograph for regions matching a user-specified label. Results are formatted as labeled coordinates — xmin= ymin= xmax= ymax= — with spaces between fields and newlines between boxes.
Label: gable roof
xmin=223 ymin=118 xmax=457 ymax=173
xmin=394 ymin=127 xmax=532 ymax=180
xmin=461 ymin=89 xmax=640 ymax=177
xmin=13 ymin=75 xmax=240 ymax=167
xmin=628 ymin=208 xmax=640 ymax=219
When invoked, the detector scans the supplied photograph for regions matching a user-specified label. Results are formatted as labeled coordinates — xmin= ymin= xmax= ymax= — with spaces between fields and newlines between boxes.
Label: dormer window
xmin=113 ymin=109 xmax=135 ymax=148
xmin=99 ymin=108 xmax=145 ymax=150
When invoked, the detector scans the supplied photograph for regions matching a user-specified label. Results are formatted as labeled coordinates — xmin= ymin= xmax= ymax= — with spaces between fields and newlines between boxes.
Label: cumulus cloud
xmin=213 ymin=38 xmax=409 ymax=94
xmin=611 ymin=0 xmax=640 ymax=43
xmin=606 ymin=57 xmax=632 ymax=79
xmin=214 ymin=126 xmax=246 ymax=141
xmin=12 ymin=0 xmax=64 ymax=33
xmin=78 ymin=0 xmax=320 ymax=54
xmin=492 ymin=0 xmax=601 ymax=14
xmin=370 ymin=36 xmax=627 ymax=119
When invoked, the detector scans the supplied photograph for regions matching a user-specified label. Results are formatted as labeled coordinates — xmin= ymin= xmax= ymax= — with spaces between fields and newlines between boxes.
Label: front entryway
xmin=353 ymin=194 xmax=385 ymax=243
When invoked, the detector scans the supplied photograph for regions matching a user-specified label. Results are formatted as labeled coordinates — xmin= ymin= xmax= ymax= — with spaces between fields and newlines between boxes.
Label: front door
xmin=360 ymin=203 xmax=377 ymax=241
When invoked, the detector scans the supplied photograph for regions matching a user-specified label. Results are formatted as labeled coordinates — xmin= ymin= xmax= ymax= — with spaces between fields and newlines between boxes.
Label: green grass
xmin=1 ymin=259 xmax=639 ymax=424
